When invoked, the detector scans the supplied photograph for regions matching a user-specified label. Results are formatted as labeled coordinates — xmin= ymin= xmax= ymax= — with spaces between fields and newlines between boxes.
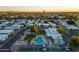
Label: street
xmin=0 ymin=28 xmax=26 ymax=52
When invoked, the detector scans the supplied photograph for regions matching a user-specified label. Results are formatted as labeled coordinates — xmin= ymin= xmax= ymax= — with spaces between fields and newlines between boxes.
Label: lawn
xmin=37 ymin=30 xmax=46 ymax=35
xmin=24 ymin=34 xmax=36 ymax=42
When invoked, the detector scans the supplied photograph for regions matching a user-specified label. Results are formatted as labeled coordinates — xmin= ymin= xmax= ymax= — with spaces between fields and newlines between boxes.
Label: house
xmin=18 ymin=19 xmax=26 ymax=24
xmin=45 ymin=28 xmax=61 ymax=37
xmin=27 ymin=19 xmax=35 ymax=24
xmin=11 ymin=41 xmax=27 ymax=51
xmin=27 ymin=19 xmax=35 ymax=26
xmin=65 ymin=25 xmax=79 ymax=30
xmin=0 ymin=29 xmax=15 ymax=36
xmin=51 ymin=34 xmax=65 ymax=46
xmin=0 ymin=22 xmax=9 ymax=29
xmin=11 ymin=24 xmax=21 ymax=29
xmin=48 ymin=22 xmax=56 ymax=27
xmin=4 ymin=26 xmax=19 ymax=33
xmin=58 ymin=20 xmax=68 ymax=26
xmin=65 ymin=25 xmax=79 ymax=35
xmin=0 ymin=34 xmax=8 ymax=41
xmin=42 ymin=21 xmax=50 ymax=28
xmin=45 ymin=28 xmax=65 ymax=46
xmin=75 ymin=20 xmax=79 ymax=27
xmin=4 ymin=26 xmax=19 ymax=30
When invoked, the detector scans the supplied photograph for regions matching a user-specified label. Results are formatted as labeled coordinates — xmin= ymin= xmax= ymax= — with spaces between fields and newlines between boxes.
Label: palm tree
xmin=31 ymin=24 xmax=39 ymax=32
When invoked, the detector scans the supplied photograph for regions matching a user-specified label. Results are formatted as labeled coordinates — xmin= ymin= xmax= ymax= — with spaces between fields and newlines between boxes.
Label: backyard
xmin=24 ymin=34 xmax=36 ymax=43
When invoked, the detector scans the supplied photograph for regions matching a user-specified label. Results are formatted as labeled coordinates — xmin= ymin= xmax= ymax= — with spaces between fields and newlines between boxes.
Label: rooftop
xmin=65 ymin=25 xmax=79 ymax=30
xmin=4 ymin=26 xmax=19 ymax=30
xmin=51 ymin=34 xmax=65 ymax=45
xmin=45 ymin=28 xmax=61 ymax=36
xmin=0 ymin=34 xmax=8 ymax=41
xmin=0 ymin=29 xmax=13 ymax=34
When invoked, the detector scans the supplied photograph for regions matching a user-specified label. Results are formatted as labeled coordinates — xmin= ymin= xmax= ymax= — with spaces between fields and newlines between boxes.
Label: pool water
xmin=35 ymin=36 xmax=44 ymax=45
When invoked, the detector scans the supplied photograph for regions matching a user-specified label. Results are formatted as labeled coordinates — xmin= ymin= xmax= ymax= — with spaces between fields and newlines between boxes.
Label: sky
xmin=0 ymin=0 xmax=79 ymax=12
xmin=0 ymin=6 xmax=79 ymax=12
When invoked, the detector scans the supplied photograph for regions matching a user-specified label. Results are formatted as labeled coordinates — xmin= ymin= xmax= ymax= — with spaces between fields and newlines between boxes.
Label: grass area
xmin=37 ymin=30 xmax=46 ymax=35
xmin=30 ymin=29 xmax=46 ymax=35
xmin=24 ymin=34 xmax=36 ymax=42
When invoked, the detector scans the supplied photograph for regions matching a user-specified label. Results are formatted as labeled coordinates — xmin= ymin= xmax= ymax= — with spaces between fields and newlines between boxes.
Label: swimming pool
xmin=34 ymin=36 xmax=44 ymax=45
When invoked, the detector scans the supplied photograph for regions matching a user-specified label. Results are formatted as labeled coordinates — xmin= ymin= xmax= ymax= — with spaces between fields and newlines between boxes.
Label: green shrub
xmin=67 ymin=20 xmax=75 ymax=25
xmin=50 ymin=19 xmax=55 ymax=23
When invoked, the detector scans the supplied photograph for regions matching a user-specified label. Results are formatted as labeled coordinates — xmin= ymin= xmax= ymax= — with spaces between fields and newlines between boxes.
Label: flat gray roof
xmin=0 ymin=34 xmax=8 ymax=41
xmin=0 ymin=29 xmax=13 ymax=34
xmin=66 ymin=25 xmax=79 ymax=30
xmin=4 ymin=26 xmax=19 ymax=30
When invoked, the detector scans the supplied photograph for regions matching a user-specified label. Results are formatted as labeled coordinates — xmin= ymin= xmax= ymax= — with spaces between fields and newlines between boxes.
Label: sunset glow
xmin=0 ymin=6 xmax=79 ymax=12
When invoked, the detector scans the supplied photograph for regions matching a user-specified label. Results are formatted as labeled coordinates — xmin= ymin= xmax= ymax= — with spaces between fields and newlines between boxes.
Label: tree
xmin=56 ymin=25 xmax=68 ymax=34
xmin=44 ymin=20 xmax=49 ymax=23
xmin=70 ymin=36 xmax=79 ymax=47
xmin=65 ymin=15 xmax=78 ymax=21
xmin=67 ymin=20 xmax=75 ymax=25
xmin=50 ymin=19 xmax=55 ymax=23
xmin=31 ymin=24 xmax=39 ymax=32
xmin=56 ymin=25 xmax=64 ymax=32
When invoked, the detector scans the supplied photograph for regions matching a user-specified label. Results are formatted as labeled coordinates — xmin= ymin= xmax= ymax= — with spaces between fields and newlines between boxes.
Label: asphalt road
xmin=0 ymin=28 xmax=26 ymax=52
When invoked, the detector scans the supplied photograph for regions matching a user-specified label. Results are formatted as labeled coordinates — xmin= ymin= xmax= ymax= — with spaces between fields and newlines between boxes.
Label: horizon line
xmin=0 ymin=6 xmax=79 ymax=12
